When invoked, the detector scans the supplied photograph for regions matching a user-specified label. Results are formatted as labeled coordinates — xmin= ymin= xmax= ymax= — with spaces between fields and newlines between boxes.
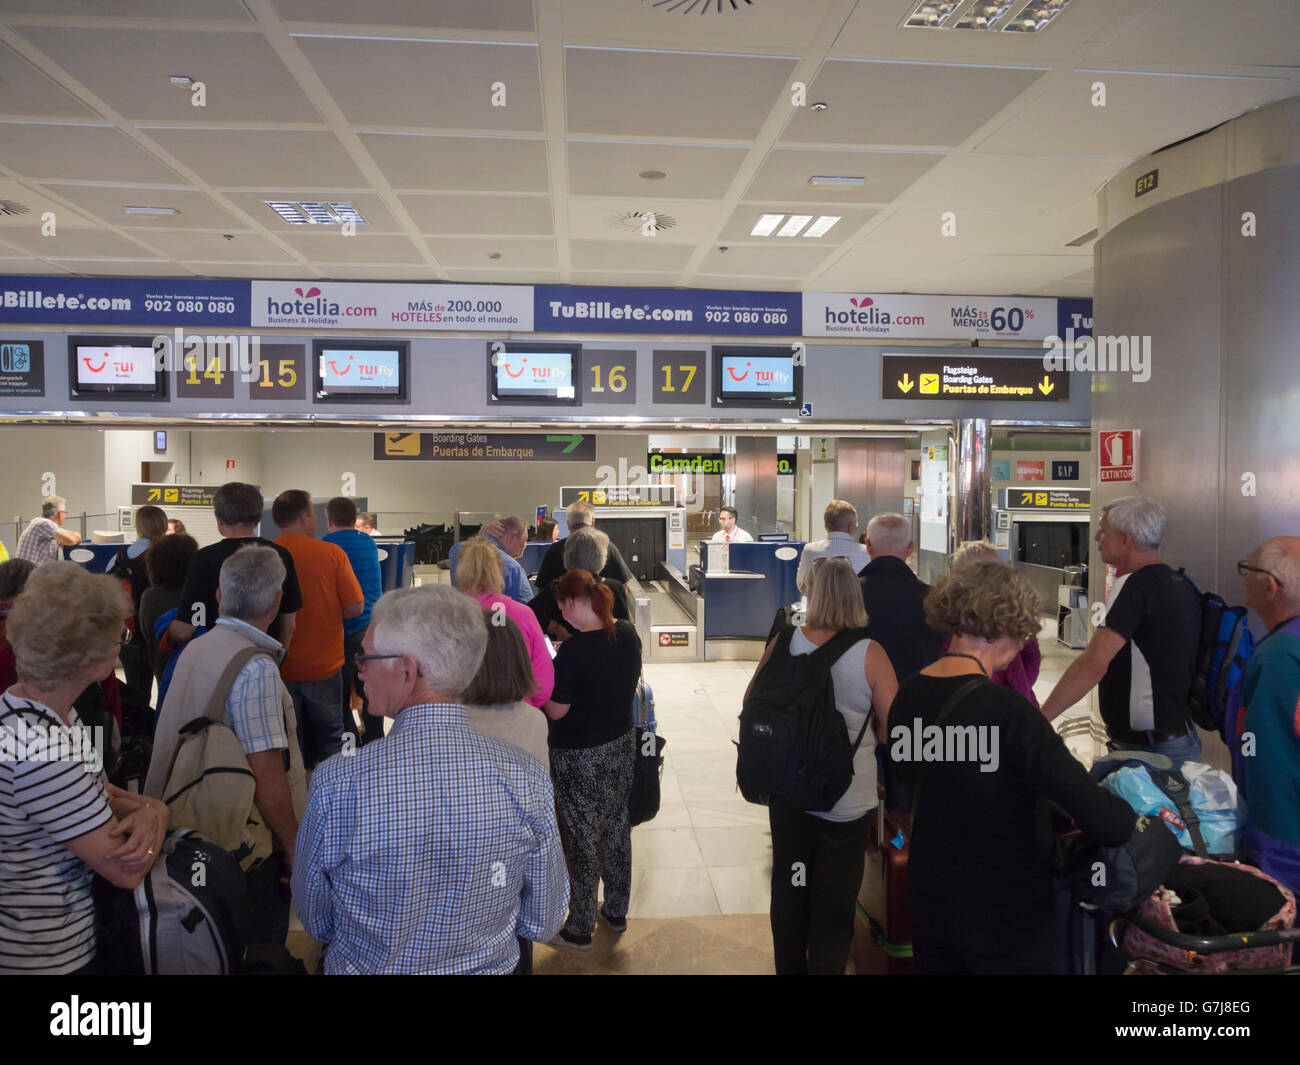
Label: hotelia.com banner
xmin=0 ymin=276 xmax=1091 ymax=340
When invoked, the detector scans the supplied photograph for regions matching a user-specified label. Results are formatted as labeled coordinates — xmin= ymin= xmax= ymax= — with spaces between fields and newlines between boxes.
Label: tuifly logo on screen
xmin=318 ymin=349 xmax=398 ymax=390
xmin=496 ymin=353 xmax=574 ymax=394
xmin=721 ymin=357 xmax=792 ymax=393
xmin=78 ymin=346 xmax=155 ymax=385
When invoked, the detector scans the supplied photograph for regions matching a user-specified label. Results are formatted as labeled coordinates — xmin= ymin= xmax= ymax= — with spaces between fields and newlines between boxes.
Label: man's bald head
xmin=1246 ymin=536 xmax=1300 ymax=625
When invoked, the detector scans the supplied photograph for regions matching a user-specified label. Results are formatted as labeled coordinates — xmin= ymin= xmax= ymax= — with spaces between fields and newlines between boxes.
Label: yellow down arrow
xmin=898 ymin=373 xmax=914 ymax=394
xmin=1038 ymin=375 xmax=1055 ymax=395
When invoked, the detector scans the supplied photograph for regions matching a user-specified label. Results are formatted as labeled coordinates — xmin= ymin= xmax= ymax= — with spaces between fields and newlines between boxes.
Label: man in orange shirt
xmin=272 ymin=490 xmax=364 ymax=769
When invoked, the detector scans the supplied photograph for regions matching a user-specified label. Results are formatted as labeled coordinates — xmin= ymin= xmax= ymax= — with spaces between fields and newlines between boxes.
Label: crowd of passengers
xmin=1 ymin=486 xmax=1297 ymax=975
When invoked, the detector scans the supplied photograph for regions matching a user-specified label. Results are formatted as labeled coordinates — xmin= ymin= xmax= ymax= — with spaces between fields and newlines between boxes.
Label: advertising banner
xmin=805 ymin=293 xmax=1059 ymax=341
xmin=0 ymin=276 xmax=247 ymax=327
xmin=251 ymin=281 xmax=532 ymax=331
xmin=534 ymin=285 xmax=800 ymax=336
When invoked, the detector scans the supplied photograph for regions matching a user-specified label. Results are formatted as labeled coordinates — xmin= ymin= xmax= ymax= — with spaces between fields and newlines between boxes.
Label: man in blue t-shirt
xmin=323 ymin=497 xmax=384 ymax=746
xmin=1240 ymin=535 xmax=1300 ymax=894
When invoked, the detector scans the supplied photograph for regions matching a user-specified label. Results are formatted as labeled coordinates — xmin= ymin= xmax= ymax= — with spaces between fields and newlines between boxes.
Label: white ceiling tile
xmin=567 ymin=196 xmax=725 ymax=242
xmin=1088 ymin=0 xmax=1300 ymax=69
xmin=570 ymin=270 xmax=685 ymax=288
xmin=40 ymin=184 xmax=245 ymax=229
xmin=0 ymin=0 xmax=249 ymax=16
xmin=897 ymin=153 xmax=1122 ymax=213
xmin=1 ymin=227 xmax=162 ymax=258
xmin=46 ymin=259 xmax=192 ymax=276
xmin=783 ymin=60 xmax=1044 ymax=147
xmin=363 ymin=132 xmax=548 ymax=191
xmin=933 ymin=253 xmax=1095 ymax=292
xmin=0 ymin=257 xmax=72 ymax=274
xmin=570 ymin=239 xmax=694 ymax=272
xmin=300 ymin=38 xmax=542 ymax=129
xmin=0 ymin=42 xmax=98 ymax=118
xmin=280 ymin=231 xmax=424 ymax=263
xmin=18 ymin=28 xmax=323 ymax=124
xmin=567 ymin=142 xmax=747 ymax=199
xmin=401 ymin=194 xmax=552 ymax=235
xmin=561 ymin=0 xmax=838 ymax=52
xmin=697 ymin=244 xmax=829 ymax=277
xmin=150 ymin=129 xmax=368 ymax=188
xmin=425 ymin=236 xmax=556 ymax=268
xmin=271 ymin=0 xmax=535 ymax=30
xmin=131 ymin=229 xmax=291 ymax=261
xmin=746 ymin=148 xmax=946 ymax=204
xmin=566 ymin=48 xmax=795 ymax=141
xmin=0 ymin=123 xmax=185 ymax=184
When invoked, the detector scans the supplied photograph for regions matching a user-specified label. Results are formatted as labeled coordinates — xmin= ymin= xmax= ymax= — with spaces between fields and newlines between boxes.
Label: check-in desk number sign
xmin=652 ymin=350 xmax=706 ymax=405
xmin=247 ymin=344 xmax=307 ymax=401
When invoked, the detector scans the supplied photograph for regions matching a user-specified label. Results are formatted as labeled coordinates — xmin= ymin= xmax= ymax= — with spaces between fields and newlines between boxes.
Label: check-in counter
xmin=695 ymin=540 xmax=804 ymax=653
xmin=375 ymin=540 xmax=415 ymax=591
xmin=63 ymin=542 xmax=121 ymax=573
xmin=520 ymin=541 xmax=550 ymax=578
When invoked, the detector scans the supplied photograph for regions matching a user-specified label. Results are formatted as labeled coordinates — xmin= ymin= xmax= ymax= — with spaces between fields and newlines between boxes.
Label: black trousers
xmin=342 ymin=628 xmax=384 ymax=745
xmin=768 ymin=803 xmax=872 ymax=975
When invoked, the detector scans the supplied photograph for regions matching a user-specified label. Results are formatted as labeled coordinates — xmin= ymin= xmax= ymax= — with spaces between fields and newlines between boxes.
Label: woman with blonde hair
xmin=456 ymin=535 xmax=553 ymax=708
xmin=744 ymin=556 xmax=898 ymax=974
xmin=895 ymin=561 xmax=1133 ymax=974
xmin=0 ymin=562 xmax=169 ymax=973
xmin=945 ymin=540 xmax=1042 ymax=705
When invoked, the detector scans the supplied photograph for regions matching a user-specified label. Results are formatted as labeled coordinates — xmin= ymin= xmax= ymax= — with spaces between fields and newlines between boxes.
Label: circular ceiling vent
xmin=642 ymin=0 xmax=755 ymax=13
xmin=0 ymin=200 xmax=30 ymax=217
xmin=604 ymin=210 xmax=678 ymax=233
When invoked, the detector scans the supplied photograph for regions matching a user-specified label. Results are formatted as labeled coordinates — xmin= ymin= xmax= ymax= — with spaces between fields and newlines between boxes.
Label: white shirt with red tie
xmin=711 ymin=527 xmax=753 ymax=543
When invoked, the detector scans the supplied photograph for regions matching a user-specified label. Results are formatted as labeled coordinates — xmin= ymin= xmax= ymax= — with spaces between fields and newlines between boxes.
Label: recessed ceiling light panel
xmin=808 ymin=176 xmax=865 ymax=187
xmin=123 ymin=205 xmax=177 ymax=216
xmin=1003 ymin=0 xmax=1072 ymax=32
xmin=802 ymin=215 xmax=840 ymax=238
xmin=776 ymin=214 xmax=812 ymax=237
xmin=264 ymin=200 xmax=369 ymax=225
xmin=750 ymin=213 xmax=784 ymax=236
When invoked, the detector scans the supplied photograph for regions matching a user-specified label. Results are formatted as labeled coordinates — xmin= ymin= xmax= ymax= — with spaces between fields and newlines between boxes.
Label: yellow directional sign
xmin=1038 ymin=376 xmax=1054 ymax=395
xmin=164 ymin=488 xmax=179 ymax=503
xmin=920 ymin=373 xmax=939 ymax=395
xmin=147 ymin=488 xmax=161 ymax=501
xmin=384 ymin=433 xmax=421 ymax=457
xmin=1035 ymin=492 xmax=1048 ymax=506
xmin=897 ymin=373 xmax=914 ymax=394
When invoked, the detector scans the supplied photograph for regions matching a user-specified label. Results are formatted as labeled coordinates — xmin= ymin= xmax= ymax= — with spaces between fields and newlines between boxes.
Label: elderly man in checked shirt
xmin=293 ymin=584 xmax=569 ymax=974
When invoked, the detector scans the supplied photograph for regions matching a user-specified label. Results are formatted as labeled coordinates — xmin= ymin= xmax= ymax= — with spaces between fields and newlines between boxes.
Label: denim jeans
xmin=1108 ymin=725 xmax=1202 ymax=768
xmin=287 ymin=671 xmax=345 ymax=769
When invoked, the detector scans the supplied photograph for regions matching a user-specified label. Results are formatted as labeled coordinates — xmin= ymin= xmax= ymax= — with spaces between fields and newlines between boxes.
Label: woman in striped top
xmin=1 ymin=563 xmax=169 ymax=974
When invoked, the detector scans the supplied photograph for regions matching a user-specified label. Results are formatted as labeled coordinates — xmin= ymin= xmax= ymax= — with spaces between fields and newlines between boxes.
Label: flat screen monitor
xmin=312 ymin=340 xmax=407 ymax=403
xmin=711 ymin=345 xmax=802 ymax=409
xmin=487 ymin=342 xmax=581 ymax=405
xmin=68 ymin=335 xmax=167 ymax=399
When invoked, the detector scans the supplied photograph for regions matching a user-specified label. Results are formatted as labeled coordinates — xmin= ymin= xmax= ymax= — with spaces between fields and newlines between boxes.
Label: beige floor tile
xmin=688 ymin=798 xmax=771 ymax=829
xmin=631 ymin=826 xmax=706 ymax=869
xmin=628 ymin=866 xmax=720 ymax=918
xmin=676 ymin=769 xmax=744 ymax=804
xmin=693 ymin=825 xmax=772 ymax=867
xmin=707 ymin=864 xmax=773 ymax=915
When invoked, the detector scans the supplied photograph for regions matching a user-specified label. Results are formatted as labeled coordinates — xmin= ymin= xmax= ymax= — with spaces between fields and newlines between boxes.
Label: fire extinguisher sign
xmin=1099 ymin=429 xmax=1139 ymax=483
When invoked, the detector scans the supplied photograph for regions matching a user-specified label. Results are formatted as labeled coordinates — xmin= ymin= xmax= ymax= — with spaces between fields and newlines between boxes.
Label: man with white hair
xmin=796 ymin=500 xmax=870 ymax=595
xmin=535 ymin=499 xmax=633 ymax=592
xmin=1238 ymin=536 xmax=1300 ymax=893
xmin=858 ymin=512 xmax=942 ymax=684
xmin=146 ymin=544 xmax=307 ymax=948
xmin=292 ymin=584 xmax=569 ymax=974
xmin=1041 ymin=496 xmax=1202 ymax=764
xmin=15 ymin=495 xmax=80 ymax=565
xmin=448 ymin=514 xmax=535 ymax=605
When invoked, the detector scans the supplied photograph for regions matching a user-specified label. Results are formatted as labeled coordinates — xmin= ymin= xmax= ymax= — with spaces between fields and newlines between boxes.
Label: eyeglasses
xmin=1238 ymin=561 xmax=1284 ymax=587
xmin=354 ymin=652 xmax=404 ymax=673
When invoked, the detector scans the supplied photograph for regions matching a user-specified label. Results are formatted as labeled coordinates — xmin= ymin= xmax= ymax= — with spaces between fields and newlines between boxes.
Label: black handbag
xmin=629 ymin=676 xmax=665 ymax=826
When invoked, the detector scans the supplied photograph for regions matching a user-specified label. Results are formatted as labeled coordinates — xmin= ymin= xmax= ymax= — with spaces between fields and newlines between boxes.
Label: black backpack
xmin=737 ymin=626 xmax=872 ymax=811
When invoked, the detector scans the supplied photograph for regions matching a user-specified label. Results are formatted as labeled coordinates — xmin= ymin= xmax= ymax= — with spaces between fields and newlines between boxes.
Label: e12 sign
xmin=1052 ymin=460 xmax=1080 ymax=481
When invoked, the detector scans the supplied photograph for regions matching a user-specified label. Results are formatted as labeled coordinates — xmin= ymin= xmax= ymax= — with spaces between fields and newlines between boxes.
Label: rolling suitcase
xmin=854 ymin=800 xmax=914 ymax=975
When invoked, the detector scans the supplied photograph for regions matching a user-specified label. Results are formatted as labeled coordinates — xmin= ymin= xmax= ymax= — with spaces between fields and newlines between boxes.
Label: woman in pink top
xmin=456 ymin=536 xmax=554 ymax=707
xmin=943 ymin=541 xmax=1042 ymax=706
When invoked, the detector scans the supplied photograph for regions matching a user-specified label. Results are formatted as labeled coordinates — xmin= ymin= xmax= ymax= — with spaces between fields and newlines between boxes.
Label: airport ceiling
xmin=0 ymin=0 xmax=1296 ymax=297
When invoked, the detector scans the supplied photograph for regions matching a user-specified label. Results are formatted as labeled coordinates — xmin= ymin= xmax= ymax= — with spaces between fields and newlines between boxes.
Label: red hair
xmin=552 ymin=569 xmax=616 ymax=641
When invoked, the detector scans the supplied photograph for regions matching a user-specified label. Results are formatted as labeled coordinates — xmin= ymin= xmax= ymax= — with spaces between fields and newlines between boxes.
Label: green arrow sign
xmin=546 ymin=434 xmax=583 ymax=454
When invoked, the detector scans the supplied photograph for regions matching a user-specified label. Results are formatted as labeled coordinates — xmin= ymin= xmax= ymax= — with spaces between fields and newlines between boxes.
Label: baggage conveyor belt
xmin=630 ymin=568 xmax=702 ymax=661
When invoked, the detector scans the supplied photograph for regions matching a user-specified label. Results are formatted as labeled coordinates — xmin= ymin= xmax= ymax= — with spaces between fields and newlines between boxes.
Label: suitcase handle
xmin=1109 ymin=911 xmax=1300 ymax=955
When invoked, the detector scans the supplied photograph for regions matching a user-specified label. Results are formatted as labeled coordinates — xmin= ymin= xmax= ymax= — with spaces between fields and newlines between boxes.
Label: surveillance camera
xmin=719 ymin=246 xmax=728 ymax=253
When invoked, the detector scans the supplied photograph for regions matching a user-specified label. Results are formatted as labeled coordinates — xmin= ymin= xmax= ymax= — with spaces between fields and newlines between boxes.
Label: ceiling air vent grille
xmin=0 ymin=200 xmax=31 ymax=217
xmin=603 ymin=210 xmax=678 ymax=233
xmin=641 ymin=0 xmax=755 ymax=13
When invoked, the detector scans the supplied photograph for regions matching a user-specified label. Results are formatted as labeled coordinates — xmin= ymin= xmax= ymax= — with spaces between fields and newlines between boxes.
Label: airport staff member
xmin=711 ymin=506 xmax=753 ymax=544
xmin=796 ymin=500 xmax=870 ymax=595
xmin=16 ymin=496 xmax=81 ymax=566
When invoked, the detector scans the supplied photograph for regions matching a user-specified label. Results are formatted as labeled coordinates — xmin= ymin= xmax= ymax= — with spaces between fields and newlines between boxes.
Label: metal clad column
xmin=733 ymin=437 xmax=777 ymax=536
xmin=954 ymin=418 xmax=991 ymax=545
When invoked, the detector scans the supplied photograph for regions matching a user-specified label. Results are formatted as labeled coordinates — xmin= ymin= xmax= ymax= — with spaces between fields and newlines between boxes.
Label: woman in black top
xmin=892 ymin=561 xmax=1135 ymax=974
xmin=543 ymin=568 xmax=642 ymax=951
